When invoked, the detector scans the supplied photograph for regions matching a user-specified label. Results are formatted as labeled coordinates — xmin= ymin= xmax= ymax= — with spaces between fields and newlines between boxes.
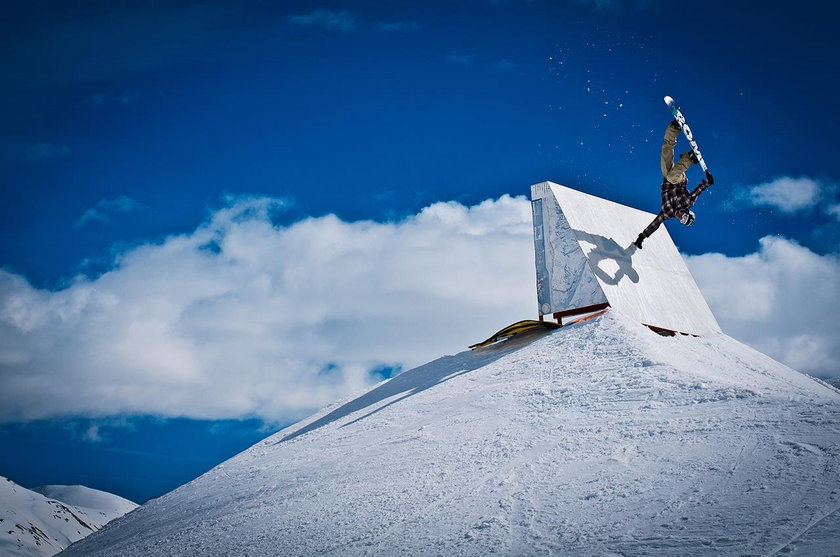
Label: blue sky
xmin=1 ymin=0 xmax=838 ymax=503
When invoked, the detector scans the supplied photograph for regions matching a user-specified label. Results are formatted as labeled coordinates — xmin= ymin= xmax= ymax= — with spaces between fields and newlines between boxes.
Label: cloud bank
xmin=686 ymin=237 xmax=839 ymax=378
xmin=0 ymin=196 xmax=535 ymax=423
xmin=748 ymin=176 xmax=823 ymax=213
xmin=736 ymin=175 xmax=838 ymax=219
xmin=1 ymin=195 xmax=837 ymax=424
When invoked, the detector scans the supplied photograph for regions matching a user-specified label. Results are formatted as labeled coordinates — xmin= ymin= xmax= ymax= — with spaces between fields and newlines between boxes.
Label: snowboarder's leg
xmin=661 ymin=121 xmax=685 ymax=184
xmin=667 ymin=151 xmax=696 ymax=183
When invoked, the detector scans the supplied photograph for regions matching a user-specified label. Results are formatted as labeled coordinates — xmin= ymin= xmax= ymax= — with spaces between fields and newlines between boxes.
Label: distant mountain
xmin=0 ymin=477 xmax=137 ymax=557
xmin=61 ymin=312 xmax=840 ymax=556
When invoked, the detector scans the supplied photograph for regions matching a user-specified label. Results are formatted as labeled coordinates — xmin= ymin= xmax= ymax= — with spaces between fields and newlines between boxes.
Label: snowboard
xmin=664 ymin=96 xmax=709 ymax=173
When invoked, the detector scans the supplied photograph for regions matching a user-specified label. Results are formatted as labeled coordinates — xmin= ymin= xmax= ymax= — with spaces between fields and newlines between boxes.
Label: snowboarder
xmin=633 ymin=120 xmax=714 ymax=249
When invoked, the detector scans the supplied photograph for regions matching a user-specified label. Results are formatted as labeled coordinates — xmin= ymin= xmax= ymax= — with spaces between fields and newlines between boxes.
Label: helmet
xmin=677 ymin=209 xmax=695 ymax=226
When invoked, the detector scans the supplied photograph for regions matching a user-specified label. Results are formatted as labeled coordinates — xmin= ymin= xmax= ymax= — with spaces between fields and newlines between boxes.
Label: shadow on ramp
xmin=275 ymin=330 xmax=552 ymax=444
xmin=573 ymin=228 xmax=640 ymax=286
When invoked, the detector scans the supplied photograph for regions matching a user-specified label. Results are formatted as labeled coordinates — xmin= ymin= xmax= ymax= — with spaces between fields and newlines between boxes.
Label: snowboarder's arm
xmin=640 ymin=212 xmax=667 ymax=239
xmin=688 ymin=178 xmax=711 ymax=204
xmin=689 ymin=171 xmax=714 ymax=201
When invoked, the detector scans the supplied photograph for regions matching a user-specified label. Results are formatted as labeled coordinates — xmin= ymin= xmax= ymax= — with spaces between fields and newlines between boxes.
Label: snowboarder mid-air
xmin=633 ymin=120 xmax=714 ymax=249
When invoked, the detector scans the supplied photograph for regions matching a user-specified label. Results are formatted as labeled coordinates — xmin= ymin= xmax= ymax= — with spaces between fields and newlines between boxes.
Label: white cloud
xmin=83 ymin=423 xmax=102 ymax=442
xmin=2 ymin=196 xmax=838 ymax=425
xmin=734 ymin=175 xmax=840 ymax=238
xmin=74 ymin=196 xmax=145 ymax=228
xmin=746 ymin=176 xmax=823 ymax=213
xmin=287 ymin=9 xmax=357 ymax=32
xmin=686 ymin=237 xmax=840 ymax=378
xmin=0 ymin=195 xmax=535 ymax=423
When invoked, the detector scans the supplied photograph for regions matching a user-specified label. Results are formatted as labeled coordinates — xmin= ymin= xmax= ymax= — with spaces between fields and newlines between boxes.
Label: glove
xmin=633 ymin=234 xmax=644 ymax=250
xmin=704 ymin=170 xmax=714 ymax=185
xmin=669 ymin=119 xmax=681 ymax=132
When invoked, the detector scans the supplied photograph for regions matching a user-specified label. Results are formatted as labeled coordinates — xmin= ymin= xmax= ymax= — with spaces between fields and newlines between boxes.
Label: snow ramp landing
xmin=531 ymin=181 xmax=720 ymax=336
xmin=58 ymin=312 xmax=840 ymax=557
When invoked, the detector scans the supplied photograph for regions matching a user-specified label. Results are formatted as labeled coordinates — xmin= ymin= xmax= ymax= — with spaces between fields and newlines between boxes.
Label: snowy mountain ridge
xmin=0 ymin=477 xmax=137 ymax=557
xmin=61 ymin=311 xmax=840 ymax=556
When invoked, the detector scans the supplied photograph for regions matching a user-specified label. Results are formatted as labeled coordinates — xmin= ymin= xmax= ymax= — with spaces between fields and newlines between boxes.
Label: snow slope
xmin=61 ymin=312 xmax=840 ymax=556
xmin=29 ymin=485 xmax=137 ymax=525
xmin=0 ymin=478 xmax=137 ymax=557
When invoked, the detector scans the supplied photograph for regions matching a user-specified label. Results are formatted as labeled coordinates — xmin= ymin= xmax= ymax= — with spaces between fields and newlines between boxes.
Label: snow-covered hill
xmin=0 ymin=478 xmax=137 ymax=557
xmin=29 ymin=485 xmax=137 ymax=525
xmin=61 ymin=312 xmax=840 ymax=556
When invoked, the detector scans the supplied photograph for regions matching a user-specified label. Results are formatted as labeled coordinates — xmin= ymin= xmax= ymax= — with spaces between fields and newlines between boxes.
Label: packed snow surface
xmin=61 ymin=312 xmax=839 ymax=556
xmin=0 ymin=477 xmax=137 ymax=557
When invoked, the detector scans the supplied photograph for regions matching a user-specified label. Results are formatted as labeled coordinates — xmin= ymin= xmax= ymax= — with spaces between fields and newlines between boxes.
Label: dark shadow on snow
xmin=572 ymin=229 xmax=640 ymax=286
xmin=274 ymin=331 xmax=551 ymax=444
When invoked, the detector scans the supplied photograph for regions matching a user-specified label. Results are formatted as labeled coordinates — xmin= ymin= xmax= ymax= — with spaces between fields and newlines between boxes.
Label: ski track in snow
xmin=60 ymin=312 xmax=840 ymax=556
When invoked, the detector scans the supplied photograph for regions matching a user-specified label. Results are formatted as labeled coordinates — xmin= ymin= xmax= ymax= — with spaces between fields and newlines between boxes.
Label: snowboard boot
xmin=664 ymin=120 xmax=681 ymax=144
